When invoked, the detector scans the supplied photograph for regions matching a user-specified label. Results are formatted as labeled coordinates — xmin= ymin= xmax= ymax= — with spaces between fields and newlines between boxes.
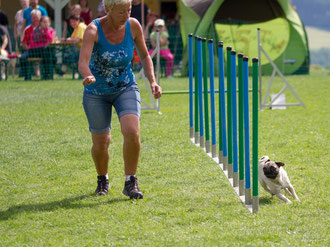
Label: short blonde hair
xmin=31 ymin=9 xmax=41 ymax=17
xmin=103 ymin=0 xmax=132 ymax=12
xmin=71 ymin=4 xmax=81 ymax=12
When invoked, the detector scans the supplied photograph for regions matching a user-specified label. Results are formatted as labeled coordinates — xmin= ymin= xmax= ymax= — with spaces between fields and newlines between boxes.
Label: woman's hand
xmin=82 ymin=75 xmax=96 ymax=86
xmin=150 ymin=82 xmax=162 ymax=99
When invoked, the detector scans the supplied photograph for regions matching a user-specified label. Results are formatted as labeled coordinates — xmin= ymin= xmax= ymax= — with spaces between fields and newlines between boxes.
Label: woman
xmin=30 ymin=16 xmax=56 ymax=79
xmin=79 ymin=0 xmax=93 ymax=25
xmin=31 ymin=16 xmax=55 ymax=48
xmin=62 ymin=4 xmax=82 ymax=38
xmin=78 ymin=0 xmax=161 ymax=199
xmin=14 ymin=0 xmax=29 ymax=52
xmin=149 ymin=19 xmax=174 ymax=78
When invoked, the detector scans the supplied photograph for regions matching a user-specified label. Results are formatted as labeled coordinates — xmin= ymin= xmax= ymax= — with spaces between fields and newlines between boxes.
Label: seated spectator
xmin=14 ymin=0 xmax=30 ymax=52
xmin=0 ymin=24 xmax=12 ymax=57
xmin=20 ymin=9 xmax=42 ymax=80
xmin=59 ymin=15 xmax=87 ymax=76
xmin=0 ymin=24 xmax=12 ymax=79
xmin=67 ymin=15 xmax=87 ymax=48
xmin=23 ymin=0 xmax=48 ymax=29
xmin=28 ymin=16 xmax=56 ymax=79
xmin=62 ymin=4 xmax=82 ymax=38
xmin=144 ymin=12 xmax=158 ymax=39
xmin=149 ymin=19 xmax=174 ymax=78
xmin=79 ymin=0 xmax=93 ymax=25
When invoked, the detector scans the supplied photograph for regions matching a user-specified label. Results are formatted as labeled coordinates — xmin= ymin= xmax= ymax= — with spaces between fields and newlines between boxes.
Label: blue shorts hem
xmin=118 ymin=110 xmax=141 ymax=119
xmin=89 ymin=127 xmax=110 ymax=134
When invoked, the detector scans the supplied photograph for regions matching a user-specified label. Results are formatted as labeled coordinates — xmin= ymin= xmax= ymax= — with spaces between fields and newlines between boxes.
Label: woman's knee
xmin=122 ymin=126 xmax=140 ymax=141
xmin=92 ymin=132 xmax=111 ymax=149
xmin=120 ymin=115 xmax=140 ymax=141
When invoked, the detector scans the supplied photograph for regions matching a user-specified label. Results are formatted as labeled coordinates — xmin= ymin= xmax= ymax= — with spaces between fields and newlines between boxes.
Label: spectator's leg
xmin=20 ymin=51 xmax=30 ymax=80
xmin=0 ymin=62 xmax=2 ymax=81
xmin=159 ymin=49 xmax=174 ymax=77
xmin=42 ymin=47 xmax=54 ymax=80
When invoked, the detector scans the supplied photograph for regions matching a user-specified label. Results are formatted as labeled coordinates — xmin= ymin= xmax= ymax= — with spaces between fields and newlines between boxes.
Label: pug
xmin=258 ymin=156 xmax=300 ymax=204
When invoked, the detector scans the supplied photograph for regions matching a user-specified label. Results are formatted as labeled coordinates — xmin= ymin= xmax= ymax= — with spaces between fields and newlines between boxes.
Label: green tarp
xmin=179 ymin=0 xmax=309 ymax=75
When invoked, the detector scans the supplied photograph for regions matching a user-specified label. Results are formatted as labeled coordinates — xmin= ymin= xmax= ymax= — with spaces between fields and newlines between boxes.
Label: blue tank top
xmin=85 ymin=18 xmax=135 ymax=95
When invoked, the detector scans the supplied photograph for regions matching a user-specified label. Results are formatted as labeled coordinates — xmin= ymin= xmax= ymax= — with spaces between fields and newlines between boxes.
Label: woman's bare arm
xmin=78 ymin=23 xmax=98 ymax=85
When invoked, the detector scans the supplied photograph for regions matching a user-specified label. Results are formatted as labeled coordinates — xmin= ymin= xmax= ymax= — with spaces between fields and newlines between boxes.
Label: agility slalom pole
xmin=243 ymin=56 xmax=251 ymax=205
xmin=238 ymin=54 xmax=245 ymax=196
xmin=252 ymin=57 xmax=259 ymax=213
xmin=188 ymin=34 xmax=194 ymax=139
xmin=194 ymin=36 xmax=199 ymax=144
xmin=231 ymin=51 xmax=239 ymax=187
xmin=218 ymin=42 xmax=228 ymax=169
xmin=208 ymin=40 xmax=217 ymax=158
xmin=197 ymin=37 xmax=204 ymax=148
xmin=226 ymin=47 xmax=233 ymax=177
xmin=202 ymin=38 xmax=210 ymax=153
xmin=162 ymin=89 xmax=253 ymax=95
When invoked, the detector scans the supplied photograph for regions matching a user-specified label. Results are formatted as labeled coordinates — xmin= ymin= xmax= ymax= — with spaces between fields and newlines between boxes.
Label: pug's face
xmin=263 ymin=161 xmax=285 ymax=179
xmin=259 ymin=156 xmax=270 ymax=166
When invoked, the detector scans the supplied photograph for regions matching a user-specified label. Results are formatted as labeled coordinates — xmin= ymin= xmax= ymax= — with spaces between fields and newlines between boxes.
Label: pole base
xmin=233 ymin=172 xmax=239 ymax=187
xmin=205 ymin=140 xmax=211 ymax=153
xmin=194 ymin=132 xmax=200 ymax=144
xmin=200 ymin=136 xmax=205 ymax=148
xmin=223 ymin=156 xmax=228 ymax=171
xmin=190 ymin=127 xmax=194 ymax=139
xmin=219 ymin=150 xmax=223 ymax=164
xmin=228 ymin=164 xmax=233 ymax=178
xmin=245 ymin=188 xmax=252 ymax=205
xmin=239 ymin=180 xmax=245 ymax=196
xmin=212 ymin=145 xmax=217 ymax=158
xmin=253 ymin=196 xmax=259 ymax=213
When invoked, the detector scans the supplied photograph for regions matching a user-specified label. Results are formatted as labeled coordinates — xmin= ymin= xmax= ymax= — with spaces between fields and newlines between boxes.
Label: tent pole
xmin=258 ymin=28 xmax=306 ymax=109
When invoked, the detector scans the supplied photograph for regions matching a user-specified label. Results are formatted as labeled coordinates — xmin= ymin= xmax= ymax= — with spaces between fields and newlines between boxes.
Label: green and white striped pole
xmin=252 ymin=57 xmax=259 ymax=213
xmin=226 ymin=46 xmax=233 ymax=177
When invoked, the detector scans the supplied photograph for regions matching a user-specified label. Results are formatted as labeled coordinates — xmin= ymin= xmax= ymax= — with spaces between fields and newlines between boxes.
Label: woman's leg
xmin=91 ymin=131 xmax=111 ymax=176
xmin=83 ymin=92 xmax=112 ymax=195
xmin=119 ymin=114 xmax=140 ymax=175
xmin=120 ymin=114 xmax=143 ymax=199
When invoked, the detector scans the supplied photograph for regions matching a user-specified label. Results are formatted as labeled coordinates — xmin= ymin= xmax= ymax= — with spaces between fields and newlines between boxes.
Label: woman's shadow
xmin=0 ymin=194 xmax=128 ymax=221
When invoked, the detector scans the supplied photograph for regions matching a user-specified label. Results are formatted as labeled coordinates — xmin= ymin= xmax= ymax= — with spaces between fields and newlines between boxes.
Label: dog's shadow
xmin=259 ymin=196 xmax=273 ymax=205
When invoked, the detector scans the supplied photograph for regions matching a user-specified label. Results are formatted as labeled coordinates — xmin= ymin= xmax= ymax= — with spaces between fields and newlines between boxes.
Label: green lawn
xmin=0 ymin=71 xmax=329 ymax=246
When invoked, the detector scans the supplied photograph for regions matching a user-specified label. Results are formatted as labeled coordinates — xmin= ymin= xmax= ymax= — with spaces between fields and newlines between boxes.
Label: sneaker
xmin=95 ymin=175 xmax=110 ymax=196
xmin=122 ymin=176 xmax=144 ymax=199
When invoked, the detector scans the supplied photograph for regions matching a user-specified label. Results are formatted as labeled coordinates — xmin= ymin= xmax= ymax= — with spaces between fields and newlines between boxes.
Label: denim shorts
xmin=83 ymin=84 xmax=141 ymax=134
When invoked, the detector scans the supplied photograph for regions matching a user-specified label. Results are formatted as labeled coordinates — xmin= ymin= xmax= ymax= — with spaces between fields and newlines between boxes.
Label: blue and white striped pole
xmin=197 ymin=37 xmax=204 ymax=148
xmin=231 ymin=51 xmax=239 ymax=187
xmin=243 ymin=56 xmax=251 ymax=205
xmin=218 ymin=42 xmax=228 ymax=169
xmin=208 ymin=40 xmax=217 ymax=158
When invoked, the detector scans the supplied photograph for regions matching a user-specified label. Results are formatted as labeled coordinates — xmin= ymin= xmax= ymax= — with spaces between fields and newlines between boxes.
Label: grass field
xmin=0 ymin=71 xmax=329 ymax=246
